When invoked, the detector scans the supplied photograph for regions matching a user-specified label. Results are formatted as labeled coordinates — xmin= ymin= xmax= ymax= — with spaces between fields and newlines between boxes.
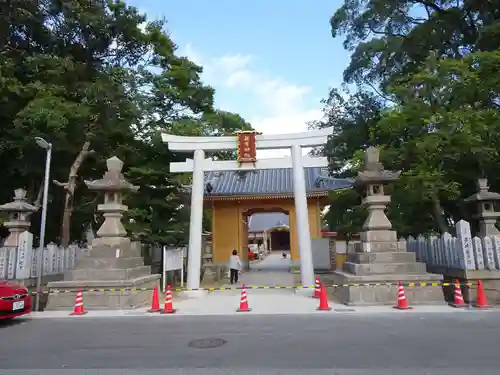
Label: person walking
xmin=228 ymin=249 xmax=242 ymax=284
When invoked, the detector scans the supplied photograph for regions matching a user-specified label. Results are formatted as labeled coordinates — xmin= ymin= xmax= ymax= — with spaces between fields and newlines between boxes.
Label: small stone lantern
xmin=84 ymin=156 xmax=139 ymax=248
xmin=355 ymin=147 xmax=401 ymax=234
xmin=0 ymin=189 xmax=38 ymax=247
xmin=464 ymin=178 xmax=500 ymax=236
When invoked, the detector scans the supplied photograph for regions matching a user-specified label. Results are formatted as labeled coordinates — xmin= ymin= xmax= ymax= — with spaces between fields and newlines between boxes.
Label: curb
xmin=23 ymin=306 xmax=500 ymax=319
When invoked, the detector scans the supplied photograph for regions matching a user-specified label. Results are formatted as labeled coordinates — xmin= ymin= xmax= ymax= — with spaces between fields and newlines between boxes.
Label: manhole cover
xmin=188 ymin=338 xmax=227 ymax=349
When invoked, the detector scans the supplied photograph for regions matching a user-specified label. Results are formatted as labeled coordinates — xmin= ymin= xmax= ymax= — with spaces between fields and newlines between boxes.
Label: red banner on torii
xmin=235 ymin=131 xmax=261 ymax=163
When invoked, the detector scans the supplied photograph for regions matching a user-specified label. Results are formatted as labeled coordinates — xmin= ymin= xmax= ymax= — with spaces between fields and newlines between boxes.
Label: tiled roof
xmin=248 ymin=213 xmax=290 ymax=232
xmin=204 ymin=167 xmax=352 ymax=197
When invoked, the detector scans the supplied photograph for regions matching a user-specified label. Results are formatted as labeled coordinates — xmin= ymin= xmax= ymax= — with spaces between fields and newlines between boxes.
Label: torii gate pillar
xmin=162 ymin=128 xmax=333 ymax=297
xmin=187 ymin=149 xmax=206 ymax=292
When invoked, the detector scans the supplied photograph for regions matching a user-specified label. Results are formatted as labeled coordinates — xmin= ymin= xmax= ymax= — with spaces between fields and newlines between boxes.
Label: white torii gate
xmin=162 ymin=127 xmax=333 ymax=295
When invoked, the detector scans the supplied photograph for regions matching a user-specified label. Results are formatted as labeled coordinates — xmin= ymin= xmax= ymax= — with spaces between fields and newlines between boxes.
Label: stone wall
xmin=0 ymin=236 xmax=84 ymax=283
xmin=405 ymin=219 xmax=500 ymax=303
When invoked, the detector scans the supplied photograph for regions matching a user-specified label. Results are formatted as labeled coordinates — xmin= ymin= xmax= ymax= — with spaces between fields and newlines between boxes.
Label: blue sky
xmin=129 ymin=0 xmax=350 ymax=156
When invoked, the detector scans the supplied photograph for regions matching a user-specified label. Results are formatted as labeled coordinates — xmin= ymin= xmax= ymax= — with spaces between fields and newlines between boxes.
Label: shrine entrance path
xmin=234 ymin=251 xmax=294 ymax=288
xmin=250 ymin=251 xmax=292 ymax=271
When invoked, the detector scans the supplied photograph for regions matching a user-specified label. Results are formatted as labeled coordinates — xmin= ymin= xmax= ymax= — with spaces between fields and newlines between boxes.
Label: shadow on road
xmin=0 ymin=317 xmax=29 ymax=329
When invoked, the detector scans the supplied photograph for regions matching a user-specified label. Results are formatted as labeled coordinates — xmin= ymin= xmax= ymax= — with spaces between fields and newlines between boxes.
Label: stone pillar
xmin=0 ymin=189 xmax=37 ymax=247
xmin=186 ymin=149 xmax=205 ymax=293
xmin=291 ymin=144 xmax=314 ymax=288
xmin=465 ymin=178 xmax=500 ymax=237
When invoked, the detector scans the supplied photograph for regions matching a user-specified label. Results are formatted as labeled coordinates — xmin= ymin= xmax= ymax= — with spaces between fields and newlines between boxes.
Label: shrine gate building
xmin=205 ymin=167 xmax=352 ymax=265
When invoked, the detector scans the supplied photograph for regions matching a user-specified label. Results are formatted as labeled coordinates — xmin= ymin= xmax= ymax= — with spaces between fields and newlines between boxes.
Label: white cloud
xmin=183 ymin=44 xmax=203 ymax=66
xmin=181 ymin=44 xmax=322 ymax=157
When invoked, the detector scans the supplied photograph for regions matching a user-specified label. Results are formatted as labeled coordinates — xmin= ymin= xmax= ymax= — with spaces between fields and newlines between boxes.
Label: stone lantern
xmin=355 ymin=147 xmax=401 ymax=242
xmin=45 ymin=155 xmax=160 ymax=311
xmin=0 ymin=189 xmax=38 ymax=247
xmin=465 ymin=178 xmax=500 ymax=237
xmin=331 ymin=146 xmax=443 ymax=306
xmin=84 ymin=156 xmax=139 ymax=248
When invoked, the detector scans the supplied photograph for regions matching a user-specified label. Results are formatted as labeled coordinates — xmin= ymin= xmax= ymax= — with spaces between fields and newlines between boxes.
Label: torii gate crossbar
xmin=162 ymin=127 xmax=333 ymax=295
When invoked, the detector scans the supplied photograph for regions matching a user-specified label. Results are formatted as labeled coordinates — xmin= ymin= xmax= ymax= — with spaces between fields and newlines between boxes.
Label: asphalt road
xmin=1 ymin=312 xmax=500 ymax=374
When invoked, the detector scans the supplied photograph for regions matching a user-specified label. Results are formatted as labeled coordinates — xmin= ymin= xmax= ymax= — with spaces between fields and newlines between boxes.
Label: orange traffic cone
xmin=313 ymin=276 xmax=321 ymax=299
xmin=236 ymin=284 xmax=251 ymax=312
xmin=160 ymin=284 xmax=176 ymax=314
xmin=70 ymin=289 xmax=87 ymax=316
xmin=393 ymin=281 xmax=412 ymax=310
xmin=148 ymin=284 xmax=161 ymax=313
xmin=475 ymin=280 xmax=489 ymax=309
xmin=450 ymin=279 xmax=467 ymax=308
xmin=316 ymin=281 xmax=332 ymax=311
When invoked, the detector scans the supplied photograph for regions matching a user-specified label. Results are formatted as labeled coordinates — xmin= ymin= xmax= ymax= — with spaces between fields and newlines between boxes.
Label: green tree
xmin=374 ymin=51 xmax=500 ymax=232
xmin=330 ymin=0 xmax=500 ymax=91
xmin=0 ymin=0 xmax=252 ymax=246
xmin=321 ymin=0 xmax=500 ymax=235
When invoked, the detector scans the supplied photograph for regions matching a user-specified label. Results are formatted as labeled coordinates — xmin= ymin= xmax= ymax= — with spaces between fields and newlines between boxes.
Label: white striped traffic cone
xmin=313 ymin=276 xmax=321 ymax=298
xmin=394 ymin=281 xmax=411 ymax=310
xmin=236 ymin=284 xmax=251 ymax=312
xmin=70 ymin=289 xmax=87 ymax=316
xmin=160 ymin=284 xmax=176 ymax=314
xmin=450 ymin=279 xmax=466 ymax=308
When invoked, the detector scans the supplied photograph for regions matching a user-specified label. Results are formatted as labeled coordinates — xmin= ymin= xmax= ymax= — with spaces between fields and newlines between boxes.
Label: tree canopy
xmin=0 ymin=0 xmax=252 ymax=245
xmin=315 ymin=0 xmax=500 ymax=237
xmin=3 ymin=0 xmax=499 ymax=245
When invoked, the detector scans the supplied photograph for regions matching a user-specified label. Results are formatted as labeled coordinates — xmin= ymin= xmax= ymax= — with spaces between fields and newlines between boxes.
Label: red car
xmin=0 ymin=281 xmax=32 ymax=320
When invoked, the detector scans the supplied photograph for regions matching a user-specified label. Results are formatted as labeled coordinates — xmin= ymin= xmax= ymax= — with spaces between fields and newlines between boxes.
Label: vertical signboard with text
xmin=236 ymin=131 xmax=261 ymax=164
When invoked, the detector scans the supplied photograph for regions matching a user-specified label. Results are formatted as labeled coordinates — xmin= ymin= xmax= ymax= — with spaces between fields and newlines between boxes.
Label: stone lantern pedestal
xmin=46 ymin=156 xmax=160 ymax=311
xmin=331 ymin=147 xmax=443 ymax=305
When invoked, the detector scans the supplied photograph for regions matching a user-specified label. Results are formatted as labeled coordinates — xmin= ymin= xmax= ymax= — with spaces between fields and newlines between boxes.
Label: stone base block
xmin=331 ymin=271 xmax=444 ymax=306
xmin=354 ymin=241 xmax=407 ymax=253
xmin=464 ymin=278 xmax=500 ymax=305
xmin=91 ymin=236 xmax=131 ymax=249
xmin=427 ymin=267 xmax=500 ymax=304
xmin=360 ymin=230 xmax=397 ymax=243
xmin=45 ymin=274 xmax=161 ymax=311
xmin=76 ymin=256 xmax=145 ymax=269
xmin=344 ymin=261 xmax=427 ymax=276
xmin=350 ymin=252 xmax=416 ymax=264
xmin=67 ymin=265 xmax=151 ymax=281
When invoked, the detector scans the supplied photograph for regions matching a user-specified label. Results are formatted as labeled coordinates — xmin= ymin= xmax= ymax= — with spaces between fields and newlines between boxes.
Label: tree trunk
xmin=431 ymin=192 xmax=449 ymax=233
xmin=34 ymin=183 xmax=43 ymax=208
xmin=54 ymin=141 xmax=94 ymax=247
xmin=25 ymin=183 xmax=44 ymax=220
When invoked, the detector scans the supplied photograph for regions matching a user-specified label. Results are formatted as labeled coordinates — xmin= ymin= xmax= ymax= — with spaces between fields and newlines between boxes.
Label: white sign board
xmin=162 ymin=247 xmax=185 ymax=292
xmin=16 ymin=231 xmax=34 ymax=279
xmin=0 ymin=247 xmax=8 ymax=279
xmin=164 ymin=248 xmax=183 ymax=271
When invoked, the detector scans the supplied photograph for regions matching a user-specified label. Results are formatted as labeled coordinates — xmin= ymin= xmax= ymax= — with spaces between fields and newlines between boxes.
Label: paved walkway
xmin=250 ymin=251 xmax=292 ymax=271
xmin=224 ymin=252 xmax=294 ymax=287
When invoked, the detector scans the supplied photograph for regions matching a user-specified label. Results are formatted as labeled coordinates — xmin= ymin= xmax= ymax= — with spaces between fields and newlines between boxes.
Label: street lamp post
xmin=34 ymin=137 xmax=52 ymax=312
